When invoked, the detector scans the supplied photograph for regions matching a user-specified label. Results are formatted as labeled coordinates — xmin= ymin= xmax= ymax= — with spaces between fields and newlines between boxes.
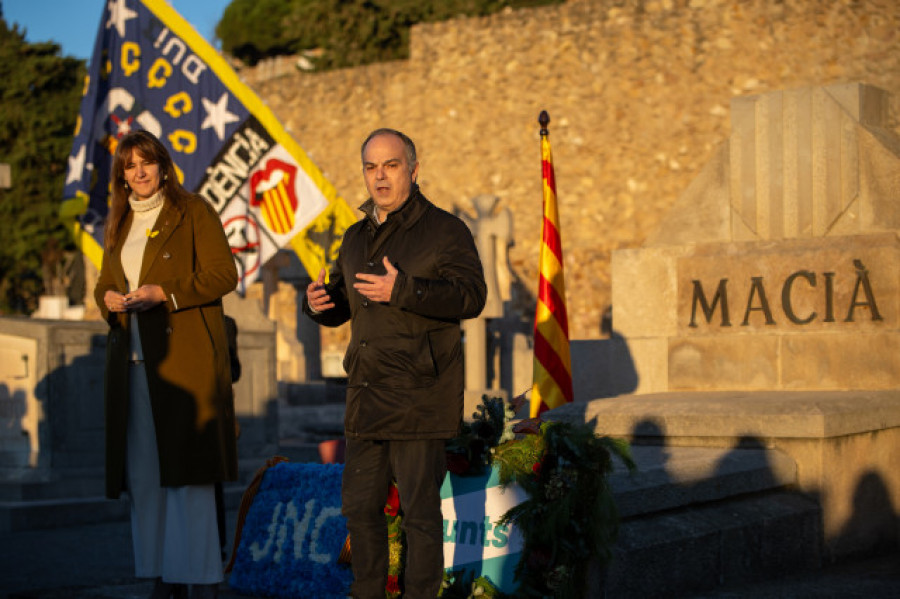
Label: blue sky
xmin=3 ymin=0 xmax=232 ymax=62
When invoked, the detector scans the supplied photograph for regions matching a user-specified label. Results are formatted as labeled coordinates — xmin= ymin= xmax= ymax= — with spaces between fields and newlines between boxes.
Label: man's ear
xmin=411 ymin=161 xmax=420 ymax=183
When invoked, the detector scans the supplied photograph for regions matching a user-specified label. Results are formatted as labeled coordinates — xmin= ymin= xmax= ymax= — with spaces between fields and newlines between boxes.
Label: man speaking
xmin=304 ymin=128 xmax=487 ymax=598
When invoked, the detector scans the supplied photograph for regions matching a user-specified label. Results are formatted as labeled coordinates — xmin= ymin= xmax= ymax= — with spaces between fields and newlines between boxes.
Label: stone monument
xmin=552 ymin=83 xmax=900 ymax=579
xmin=615 ymin=82 xmax=899 ymax=395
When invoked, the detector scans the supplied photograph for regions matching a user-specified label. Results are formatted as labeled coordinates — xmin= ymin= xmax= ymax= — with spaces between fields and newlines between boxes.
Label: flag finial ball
xmin=539 ymin=110 xmax=550 ymax=136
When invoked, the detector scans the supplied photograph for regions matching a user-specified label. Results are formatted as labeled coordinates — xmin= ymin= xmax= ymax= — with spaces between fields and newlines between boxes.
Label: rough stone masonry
xmin=239 ymin=0 xmax=900 ymax=348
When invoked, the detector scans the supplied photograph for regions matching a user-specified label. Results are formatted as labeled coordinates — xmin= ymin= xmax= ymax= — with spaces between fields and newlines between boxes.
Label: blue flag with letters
xmin=62 ymin=0 xmax=355 ymax=291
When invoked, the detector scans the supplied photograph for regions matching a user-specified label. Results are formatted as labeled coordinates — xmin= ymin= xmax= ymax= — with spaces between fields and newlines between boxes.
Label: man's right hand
xmin=306 ymin=268 xmax=335 ymax=313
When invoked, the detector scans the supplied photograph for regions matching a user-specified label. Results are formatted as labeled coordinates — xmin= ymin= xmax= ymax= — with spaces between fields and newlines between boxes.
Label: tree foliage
xmin=0 ymin=11 xmax=85 ymax=314
xmin=216 ymin=0 xmax=562 ymax=70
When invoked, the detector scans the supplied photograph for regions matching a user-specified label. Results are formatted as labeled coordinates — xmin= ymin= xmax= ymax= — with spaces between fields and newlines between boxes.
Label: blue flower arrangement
xmin=228 ymin=462 xmax=352 ymax=598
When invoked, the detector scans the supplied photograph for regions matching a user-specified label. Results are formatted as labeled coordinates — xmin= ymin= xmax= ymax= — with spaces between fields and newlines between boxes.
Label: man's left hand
xmin=354 ymin=256 xmax=398 ymax=303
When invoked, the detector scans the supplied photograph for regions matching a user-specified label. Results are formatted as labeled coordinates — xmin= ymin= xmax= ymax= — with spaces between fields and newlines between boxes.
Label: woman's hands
xmin=104 ymin=285 xmax=166 ymax=313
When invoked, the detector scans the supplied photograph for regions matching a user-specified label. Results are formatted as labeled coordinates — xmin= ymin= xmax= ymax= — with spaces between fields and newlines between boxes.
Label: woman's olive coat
xmin=304 ymin=187 xmax=487 ymax=440
xmin=94 ymin=195 xmax=239 ymax=499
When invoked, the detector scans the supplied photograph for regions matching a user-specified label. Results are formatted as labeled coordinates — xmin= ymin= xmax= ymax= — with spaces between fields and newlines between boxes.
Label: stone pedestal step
xmin=0 ymin=458 xmax=270 ymax=533
xmin=275 ymin=439 xmax=329 ymax=463
xmin=279 ymin=380 xmax=346 ymax=406
xmin=0 ymin=443 xmax=796 ymax=539
xmin=0 ymin=495 xmax=130 ymax=533
xmin=277 ymin=402 xmax=345 ymax=442
xmin=0 ymin=482 xmax=256 ymax=534
xmin=598 ymin=490 xmax=822 ymax=598
xmin=0 ymin=471 xmax=106 ymax=502
xmin=612 ymin=445 xmax=797 ymax=517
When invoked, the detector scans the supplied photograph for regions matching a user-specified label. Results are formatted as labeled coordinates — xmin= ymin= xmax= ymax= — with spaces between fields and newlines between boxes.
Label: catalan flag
xmin=61 ymin=0 xmax=355 ymax=292
xmin=530 ymin=111 xmax=573 ymax=417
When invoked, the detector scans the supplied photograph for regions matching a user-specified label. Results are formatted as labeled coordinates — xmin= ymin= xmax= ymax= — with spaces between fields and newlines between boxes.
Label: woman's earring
xmin=164 ymin=174 xmax=168 ymax=180
xmin=124 ymin=182 xmax=129 ymax=189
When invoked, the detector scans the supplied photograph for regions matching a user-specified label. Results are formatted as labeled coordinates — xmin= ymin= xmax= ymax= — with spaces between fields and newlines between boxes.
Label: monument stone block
xmin=612 ymin=246 xmax=685 ymax=339
xmin=782 ymin=332 xmax=900 ymax=390
xmin=680 ymin=235 xmax=896 ymax=333
xmin=614 ymin=82 xmax=900 ymax=393
xmin=567 ymin=83 xmax=900 ymax=563
xmin=669 ymin=336 xmax=779 ymax=391
xmin=620 ymin=337 xmax=668 ymax=396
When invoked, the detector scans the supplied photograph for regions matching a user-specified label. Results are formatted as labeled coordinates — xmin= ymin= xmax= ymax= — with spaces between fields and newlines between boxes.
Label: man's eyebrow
xmin=364 ymin=157 xmax=402 ymax=166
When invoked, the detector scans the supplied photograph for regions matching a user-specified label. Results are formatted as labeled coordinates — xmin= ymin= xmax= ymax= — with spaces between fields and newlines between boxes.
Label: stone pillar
xmin=222 ymin=292 xmax=280 ymax=457
xmin=459 ymin=195 xmax=514 ymax=413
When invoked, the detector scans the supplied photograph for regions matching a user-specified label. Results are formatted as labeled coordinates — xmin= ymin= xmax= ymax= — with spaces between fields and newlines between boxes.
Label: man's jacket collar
xmin=359 ymin=184 xmax=428 ymax=231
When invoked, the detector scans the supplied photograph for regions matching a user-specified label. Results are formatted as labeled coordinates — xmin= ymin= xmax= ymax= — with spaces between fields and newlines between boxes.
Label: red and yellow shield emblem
xmin=249 ymin=159 xmax=299 ymax=235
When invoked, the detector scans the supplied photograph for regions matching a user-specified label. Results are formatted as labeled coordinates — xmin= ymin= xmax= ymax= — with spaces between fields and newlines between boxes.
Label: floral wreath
xmin=383 ymin=394 xmax=635 ymax=599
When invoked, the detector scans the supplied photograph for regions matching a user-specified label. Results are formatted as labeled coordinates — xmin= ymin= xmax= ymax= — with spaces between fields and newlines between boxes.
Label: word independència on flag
xmin=530 ymin=111 xmax=573 ymax=417
xmin=61 ymin=0 xmax=355 ymax=293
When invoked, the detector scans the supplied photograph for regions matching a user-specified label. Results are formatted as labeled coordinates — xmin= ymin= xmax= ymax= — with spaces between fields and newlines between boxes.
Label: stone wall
xmin=0 ymin=302 xmax=279 ymax=480
xmin=239 ymin=0 xmax=900 ymax=342
xmin=0 ymin=319 xmax=107 ymax=475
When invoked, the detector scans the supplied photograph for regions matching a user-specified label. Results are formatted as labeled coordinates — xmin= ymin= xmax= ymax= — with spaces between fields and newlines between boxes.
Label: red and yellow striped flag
xmin=531 ymin=111 xmax=573 ymax=418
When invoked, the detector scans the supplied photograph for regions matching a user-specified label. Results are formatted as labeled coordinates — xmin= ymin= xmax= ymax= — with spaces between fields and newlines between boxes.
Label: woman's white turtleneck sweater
xmin=120 ymin=191 xmax=164 ymax=361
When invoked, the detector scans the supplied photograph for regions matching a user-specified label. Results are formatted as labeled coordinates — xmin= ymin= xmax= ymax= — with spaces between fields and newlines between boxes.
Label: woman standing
xmin=94 ymin=130 xmax=238 ymax=599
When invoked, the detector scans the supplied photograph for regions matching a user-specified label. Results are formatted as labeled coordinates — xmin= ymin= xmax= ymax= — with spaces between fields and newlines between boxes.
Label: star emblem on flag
xmin=201 ymin=93 xmax=240 ymax=141
xmin=66 ymin=145 xmax=86 ymax=185
xmin=106 ymin=0 xmax=138 ymax=37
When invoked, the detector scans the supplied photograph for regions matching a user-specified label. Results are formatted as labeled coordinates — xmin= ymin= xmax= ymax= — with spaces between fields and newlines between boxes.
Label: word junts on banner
xmin=443 ymin=516 xmax=514 ymax=548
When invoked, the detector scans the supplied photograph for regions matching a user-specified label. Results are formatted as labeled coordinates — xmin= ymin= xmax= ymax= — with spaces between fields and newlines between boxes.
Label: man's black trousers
xmin=342 ymin=437 xmax=447 ymax=599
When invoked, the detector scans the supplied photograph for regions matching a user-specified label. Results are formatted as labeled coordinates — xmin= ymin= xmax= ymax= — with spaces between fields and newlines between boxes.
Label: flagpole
xmin=539 ymin=109 xmax=549 ymax=138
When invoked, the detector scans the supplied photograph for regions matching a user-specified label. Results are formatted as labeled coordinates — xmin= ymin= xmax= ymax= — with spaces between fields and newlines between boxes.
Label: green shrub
xmin=216 ymin=0 xmax=562 ymax=70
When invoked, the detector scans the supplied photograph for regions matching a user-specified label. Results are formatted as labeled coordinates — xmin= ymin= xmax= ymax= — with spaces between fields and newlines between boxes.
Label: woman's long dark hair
xmin=104 ymin=130 xmax=192 ymax=250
